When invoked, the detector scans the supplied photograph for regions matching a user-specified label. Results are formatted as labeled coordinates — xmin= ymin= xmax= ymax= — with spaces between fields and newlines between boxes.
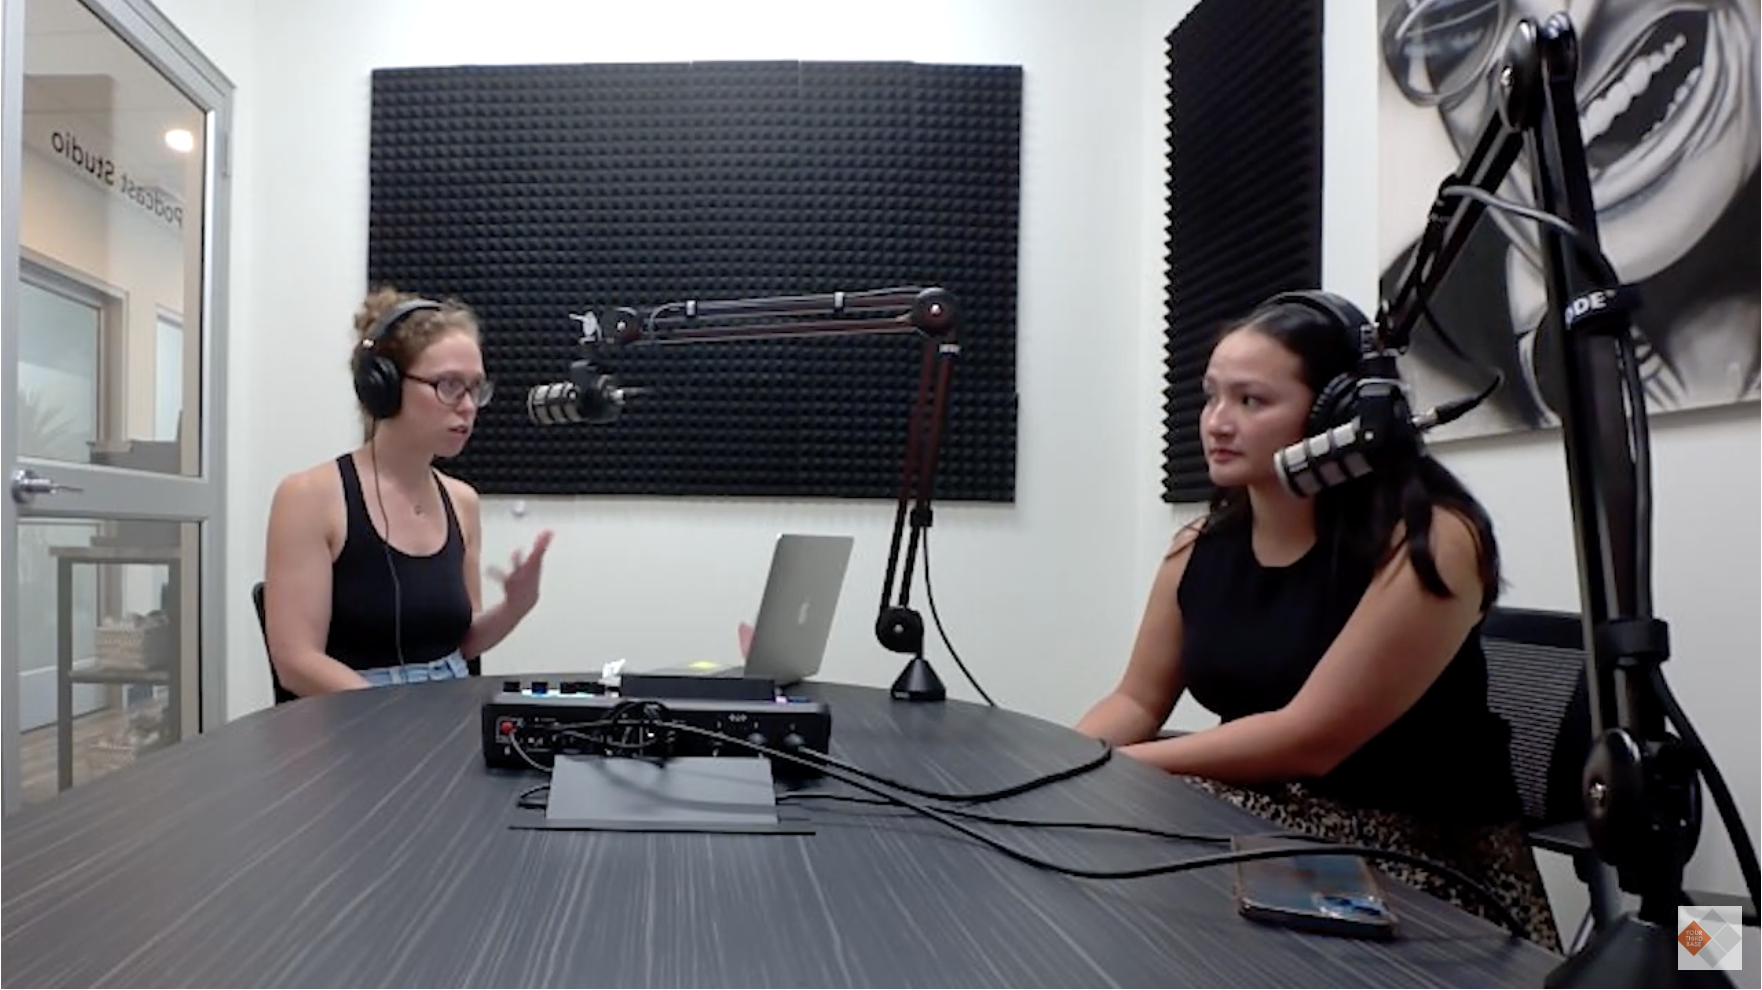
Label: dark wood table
xmin=2 ymin=678 xmax=1561 ymax=987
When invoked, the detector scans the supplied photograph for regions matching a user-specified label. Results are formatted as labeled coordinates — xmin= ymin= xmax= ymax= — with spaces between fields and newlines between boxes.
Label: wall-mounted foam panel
xmin=1160 ymin=0 xmax=1323 ymax=503
xmin=367 ymin=61 xmax=1021 ymax=501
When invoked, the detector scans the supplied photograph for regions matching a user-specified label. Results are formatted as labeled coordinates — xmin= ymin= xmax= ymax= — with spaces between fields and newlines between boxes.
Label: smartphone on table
xmin=1231 ymin=834 xmax=1398 ymax=940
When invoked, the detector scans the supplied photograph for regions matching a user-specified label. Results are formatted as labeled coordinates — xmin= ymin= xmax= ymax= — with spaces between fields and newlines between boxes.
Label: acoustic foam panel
xmin=367 ymin=61 xmax=1021 ymax=501
xmin=1160 ymin=0 xmax=1323 ymax=503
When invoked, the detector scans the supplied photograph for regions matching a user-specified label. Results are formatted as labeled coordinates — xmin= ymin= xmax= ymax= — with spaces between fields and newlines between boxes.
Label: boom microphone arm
xmin=589 ymin=286 xmax=959 ymax=703
xmin=1379 ymin=13 xmax=1759 ymax=986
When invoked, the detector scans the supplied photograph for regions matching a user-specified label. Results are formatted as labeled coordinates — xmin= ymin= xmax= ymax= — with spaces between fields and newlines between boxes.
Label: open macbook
xmin=647 ymin=533 xmax=854 ymax=688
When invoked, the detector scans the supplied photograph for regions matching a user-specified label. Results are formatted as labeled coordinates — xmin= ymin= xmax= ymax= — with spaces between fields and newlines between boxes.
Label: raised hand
xmin=488 ymin=529 xmax=554 ymax=616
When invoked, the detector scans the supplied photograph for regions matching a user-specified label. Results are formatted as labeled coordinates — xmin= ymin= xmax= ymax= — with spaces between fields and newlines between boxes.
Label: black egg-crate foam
xmin=1159 ymin=0 xmax=1322 ymax=503
xmin=368 ymin=60 xmax=1021 ymax=501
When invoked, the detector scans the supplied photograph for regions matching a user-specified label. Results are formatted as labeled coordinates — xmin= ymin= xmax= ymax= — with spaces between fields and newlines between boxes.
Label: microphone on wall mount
xmin=525 ymin=372 xmax=646 ymax=425
xmin=525 ymin=311 xmax=651 ymax=426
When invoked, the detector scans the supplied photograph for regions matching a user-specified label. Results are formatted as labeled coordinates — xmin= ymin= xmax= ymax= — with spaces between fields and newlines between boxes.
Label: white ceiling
xmin=21 ymin=0 xmax=205 ymax=197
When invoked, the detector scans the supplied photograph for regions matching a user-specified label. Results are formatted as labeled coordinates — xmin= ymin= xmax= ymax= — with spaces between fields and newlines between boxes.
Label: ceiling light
xmin=164 ymin=128 xmax=194 ymax=153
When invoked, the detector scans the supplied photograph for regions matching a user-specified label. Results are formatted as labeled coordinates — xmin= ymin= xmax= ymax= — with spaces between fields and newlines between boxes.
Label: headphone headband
xmin=362 ymin=297 xmax=443 ymax=350
xmin=354 ymin=297 xmax=443 ymax=420
xmin=1263 ymin=289 xmax=1372 ymax=357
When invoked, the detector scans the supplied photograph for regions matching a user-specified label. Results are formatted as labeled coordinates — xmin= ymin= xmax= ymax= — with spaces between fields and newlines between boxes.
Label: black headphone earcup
xmin=1307 ymin=372 xmax=1357 ymax=435
xmin=351 ymin=297 xmax=442 ymax=422
xmin=353 ymin=350 xmax=403 ymax=420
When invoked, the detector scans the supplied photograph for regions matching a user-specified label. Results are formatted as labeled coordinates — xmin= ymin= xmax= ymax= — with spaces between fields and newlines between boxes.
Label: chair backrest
xmin=1481 ymin=605 xmax=1594 ymax=829
xmin=253 ymin=582 xmax=299 ymax=705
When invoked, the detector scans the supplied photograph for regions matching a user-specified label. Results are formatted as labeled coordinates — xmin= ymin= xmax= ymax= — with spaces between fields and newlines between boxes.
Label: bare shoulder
xmin=1164 ymin=515 xmax=1208 ymax=562
xmin=268 ymin=458 xmax=349 ymax=552
xmin=271 ymin=459 xmax=343 ymax=516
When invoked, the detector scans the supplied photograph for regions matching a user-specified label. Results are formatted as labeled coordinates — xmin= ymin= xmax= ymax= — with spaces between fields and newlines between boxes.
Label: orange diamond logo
xmin=1680 ymin=920 xmax=1711 ymax=955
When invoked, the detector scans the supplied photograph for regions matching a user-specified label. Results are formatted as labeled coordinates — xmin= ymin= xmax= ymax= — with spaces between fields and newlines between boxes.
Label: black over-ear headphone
xmin=1263 ymin=289 xmax=1379 ymax=435
xmin=352 ymin=298 xmax=443 ymax=420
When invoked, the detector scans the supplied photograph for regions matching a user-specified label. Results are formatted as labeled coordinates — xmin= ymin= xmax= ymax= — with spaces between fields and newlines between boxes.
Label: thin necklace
xmin=368 ymin=450 xmax=431 ymax=516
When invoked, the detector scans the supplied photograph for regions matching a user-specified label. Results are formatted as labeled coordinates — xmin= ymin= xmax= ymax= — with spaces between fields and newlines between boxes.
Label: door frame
xmin=1 ymin=0 xmax=233 ymax=815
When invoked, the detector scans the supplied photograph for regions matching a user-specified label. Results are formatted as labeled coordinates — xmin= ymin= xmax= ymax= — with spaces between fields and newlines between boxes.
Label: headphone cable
xmin=369 ymin=427 xmax=407 ymax=669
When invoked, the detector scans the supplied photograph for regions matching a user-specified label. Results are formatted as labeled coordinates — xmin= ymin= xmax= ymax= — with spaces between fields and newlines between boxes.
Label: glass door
xmin=1 ymin=0 xmax=231 ymax=814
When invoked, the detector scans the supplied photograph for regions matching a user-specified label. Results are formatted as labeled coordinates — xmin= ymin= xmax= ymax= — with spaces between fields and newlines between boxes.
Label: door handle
xmin=10 ymin=467 xmax=84 ymax=504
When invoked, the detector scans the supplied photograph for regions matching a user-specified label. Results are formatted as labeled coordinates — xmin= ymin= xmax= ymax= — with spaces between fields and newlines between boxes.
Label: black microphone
xmin=1274 ymin=409 xmax=1418 ymax=498
xmin=1273 ymin=376 xmax=1494 ymax=497
xmin=526 ymin=360 xmax=648 ymax=425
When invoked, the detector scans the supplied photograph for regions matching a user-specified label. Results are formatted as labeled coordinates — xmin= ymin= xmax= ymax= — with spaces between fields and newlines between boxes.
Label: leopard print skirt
xmin=1185 ymin=776 xmax=1562 ymax=952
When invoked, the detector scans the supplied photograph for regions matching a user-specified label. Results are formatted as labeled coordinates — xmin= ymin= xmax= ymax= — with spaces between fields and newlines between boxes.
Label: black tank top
xmin=325 ymin=453 xmax=474 ymax=671
xmin=1177 ymin=514 xmax=1521 ymax=824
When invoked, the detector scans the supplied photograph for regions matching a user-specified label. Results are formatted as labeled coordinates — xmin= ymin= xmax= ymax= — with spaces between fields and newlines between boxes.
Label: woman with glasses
xmin=262 ymin=286 xmax=553 ymax=695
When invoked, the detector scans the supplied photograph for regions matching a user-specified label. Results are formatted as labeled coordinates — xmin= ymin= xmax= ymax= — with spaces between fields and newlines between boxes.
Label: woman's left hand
xmin=488 ymin=529 xmax=554 ymax=616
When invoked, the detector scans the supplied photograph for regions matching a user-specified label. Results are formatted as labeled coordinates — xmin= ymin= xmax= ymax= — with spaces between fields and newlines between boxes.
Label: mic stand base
xmin=1546 ymin=912 xmax=1736 ymax=989
xmin=889 ymin=655 xmax=946 ymax=703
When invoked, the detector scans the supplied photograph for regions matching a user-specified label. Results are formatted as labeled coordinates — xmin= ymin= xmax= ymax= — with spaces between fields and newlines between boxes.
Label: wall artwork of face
xmin=1377 ymin=0 xmax=1759 ymax=440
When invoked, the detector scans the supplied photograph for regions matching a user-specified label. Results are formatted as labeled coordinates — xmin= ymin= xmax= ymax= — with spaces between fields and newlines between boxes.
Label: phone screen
xmin=1232 ymin=834 xmax=1397 ymax=940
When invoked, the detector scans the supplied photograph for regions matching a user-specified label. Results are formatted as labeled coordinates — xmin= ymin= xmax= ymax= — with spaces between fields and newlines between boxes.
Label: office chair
xmin=1481 ymin=605 xmax=1619 ymax=952
xmin=252 ymin=582 xmax=299 ymax=705
xmin=1481 ymin=605 xmax=1757 ymax=951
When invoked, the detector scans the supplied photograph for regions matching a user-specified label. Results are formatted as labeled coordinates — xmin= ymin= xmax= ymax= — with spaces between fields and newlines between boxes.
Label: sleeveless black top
xmin=325 ymin=453 xmax=474 ymax=671
xmin=1177 ymin=514 xmax=1521 ymax=824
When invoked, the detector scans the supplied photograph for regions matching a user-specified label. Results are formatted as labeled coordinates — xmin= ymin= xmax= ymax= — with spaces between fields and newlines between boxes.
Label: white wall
xmin=153 ymin=0 xmax=1756 ymax=927
xmin=208 ymin=0 xmax=1147 ymax=726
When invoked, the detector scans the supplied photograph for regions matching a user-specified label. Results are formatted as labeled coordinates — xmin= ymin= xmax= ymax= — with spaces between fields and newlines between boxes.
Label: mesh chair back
xmin=1482 ymin=606 xmax=1593 ymax=828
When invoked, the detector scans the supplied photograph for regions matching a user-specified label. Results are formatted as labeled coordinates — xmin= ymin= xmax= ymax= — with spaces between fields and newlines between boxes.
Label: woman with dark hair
xmin=1075 ymin=291 xmax=1560 ymax=949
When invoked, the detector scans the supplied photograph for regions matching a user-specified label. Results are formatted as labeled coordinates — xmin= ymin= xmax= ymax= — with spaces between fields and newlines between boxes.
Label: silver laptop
xmin=651 ymin=533 xmax=854 ymax=687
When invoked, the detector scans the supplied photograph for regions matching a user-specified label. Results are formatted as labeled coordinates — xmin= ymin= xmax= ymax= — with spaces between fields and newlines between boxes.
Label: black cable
xmin=781 ymin=792 xmax=1270 ymax=845
xmin=1430 ymin=186 xmax=1652 ymax=618
xmin=650 ymin=718 xmax=1525 ymax=940
xmin=367 ymin=428 xmax=407 ymax=669
xmin=1647 ymin=664 xmax=1762 ymax=915
xmin=920 ymin=530 xmax=996 ymax=707
xmin=499 ymin=711 xmax=1521 ymax=937
xmin=789 ymin=736 xmax=1111 ymax=804
xmin=1610 ymin=328 xmax=1654 ymax=613
xmin=504 ymin=711 xmax=641 ymax=776
xmin=1437 ymin=184 xmax=1619 ymax=285
xmin=515 ymin=708 xmax=1107 ymax=806
xmin=1415 ymin=297 xmax=1507 ymax=420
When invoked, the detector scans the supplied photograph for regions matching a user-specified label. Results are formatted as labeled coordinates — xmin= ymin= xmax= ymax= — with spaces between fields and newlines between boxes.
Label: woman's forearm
xmin=461 ymin=599 xmax=532 ymax=658
xmin=277 ymin=650 xmax=372 ymax=696
xmin=1075 ymin=692 xmax=1165 ymax=748
xmin=1118 ymin=709 xmax=1333 ymax=784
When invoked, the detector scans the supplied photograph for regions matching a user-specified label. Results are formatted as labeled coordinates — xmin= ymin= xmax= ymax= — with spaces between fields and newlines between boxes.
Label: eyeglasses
xmin=405 ymin=373 xmax=495 ymax=407
xmin=1381 ymin=0 xmax=1510 ymax=109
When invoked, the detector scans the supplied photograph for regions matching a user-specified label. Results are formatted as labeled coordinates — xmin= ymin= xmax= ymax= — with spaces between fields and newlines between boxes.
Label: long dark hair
xmin=1202 ymin=300 xmax=1503 ymax=611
